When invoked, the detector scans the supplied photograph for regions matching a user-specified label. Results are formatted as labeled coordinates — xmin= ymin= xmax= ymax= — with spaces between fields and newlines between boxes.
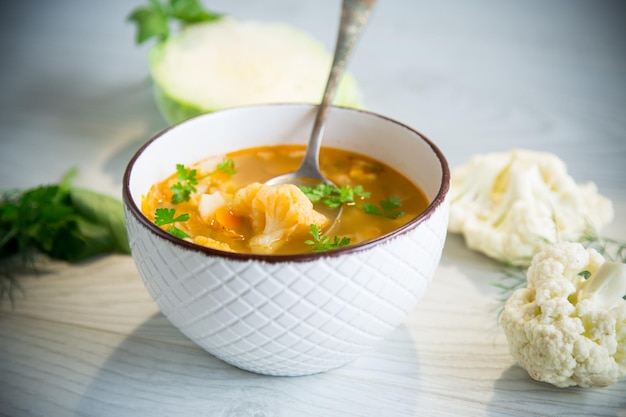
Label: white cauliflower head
xmin=449 ymin=150 xmax=614 ymax=266
xmin=500 ymin=242 xmax=626 ymax=388
xmin=232 ymin=182 xmax=328 ymax=254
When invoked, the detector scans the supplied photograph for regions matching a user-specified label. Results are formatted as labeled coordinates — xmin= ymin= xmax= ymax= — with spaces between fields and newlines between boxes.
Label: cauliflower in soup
xmin=141 ymin=145 xmax=429 ymax=254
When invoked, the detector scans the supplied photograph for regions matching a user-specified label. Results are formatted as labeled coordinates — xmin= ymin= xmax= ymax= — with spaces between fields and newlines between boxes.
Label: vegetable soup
xmin=142 ymin=144 xmax=429 ymax=255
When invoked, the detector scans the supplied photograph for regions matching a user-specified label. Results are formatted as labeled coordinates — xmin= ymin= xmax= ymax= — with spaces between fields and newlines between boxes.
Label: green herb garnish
xmin=298 ymin=184 xmax=405 ymax=219
xmin=363 ymin=196 xmax=405 ymax=219
xmin=170 ymin=164 xmax=198 ymax=204
xmin=154 ymin=208 xmax=190 ymax=238
xmin=304 ymin=224 xmax=350 ymax=252
xmin=171 ymin=159 xmax=235 ymax=204
xmin=1 ymin=169 xmax=131 ymax=305
xmin=210 ymin=157 xmax=236 ymax=176
xmin=128 ymin=0 xmax=222 ymax=45
xmin=0 ymin=169 xmax=130 ymax=262
xmin=299 ymin=184 xmax=370 ymax=208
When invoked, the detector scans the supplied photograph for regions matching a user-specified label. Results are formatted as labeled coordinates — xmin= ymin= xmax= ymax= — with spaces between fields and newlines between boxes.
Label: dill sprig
xmin=493 ymin=263 xmax=528 ymax=304
xmin=580 ymin=231 xmax=626 ymax=264
xmin=494 ymin=233 xmax=626 ymax=306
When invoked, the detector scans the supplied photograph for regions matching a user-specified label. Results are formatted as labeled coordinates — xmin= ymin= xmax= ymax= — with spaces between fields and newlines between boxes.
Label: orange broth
xmin=141 ymin=144 xmax=429 ymax=254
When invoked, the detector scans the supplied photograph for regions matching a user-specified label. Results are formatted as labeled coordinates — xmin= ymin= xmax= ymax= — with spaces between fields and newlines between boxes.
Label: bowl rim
xmin=122 ymin=103 xmax=450 ymax=264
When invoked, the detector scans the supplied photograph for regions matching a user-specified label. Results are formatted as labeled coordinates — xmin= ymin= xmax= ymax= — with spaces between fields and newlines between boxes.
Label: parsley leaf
xmin=154 ymin=207 xmax=190 ymax=225
xmin=170 ymin=164 xmax=198 ymax=204
xmin=167 ymin=227 xmax=190 ymax=239
xmin=299 ymin=184 xmax=370 ymax=208
xmin=128 ymin=0 xmax=222 ymax=45
xmin=304 ymin=224 xmax=350 ymax=252
xmin=363 ymin=196 xmax=405 ymax=219
xmin=210 ymin=157 xmax=236 ymax=176
xmin=170 ymin=159 xmax=235 ymax=204
xmin=154 ymin=208 xmax=190 ymax=238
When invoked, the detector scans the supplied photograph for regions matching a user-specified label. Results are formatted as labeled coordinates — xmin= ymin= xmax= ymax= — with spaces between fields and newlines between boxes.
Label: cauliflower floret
xmin=449 ymin=150 xmax=614 ymax=266
xmin=500 ymin=241 xmax=626 ymax=387
xmin=232 ymin=182 xmax=328 ymax=254
xmin=197 ymin=191 xmax=226 ymax=222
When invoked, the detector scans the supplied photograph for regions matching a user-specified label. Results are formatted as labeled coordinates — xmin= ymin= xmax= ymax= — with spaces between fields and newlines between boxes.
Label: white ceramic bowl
xmin=123 ymin=104 xmax=450 ymax=376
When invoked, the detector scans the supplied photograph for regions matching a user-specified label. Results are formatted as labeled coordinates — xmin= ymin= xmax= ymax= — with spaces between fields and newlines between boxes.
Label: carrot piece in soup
xmin=215 ymin=206 xmax=244 ymax=231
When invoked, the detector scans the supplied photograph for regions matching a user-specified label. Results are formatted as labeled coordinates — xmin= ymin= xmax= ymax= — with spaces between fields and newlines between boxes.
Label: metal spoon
xmin=266 ymin=0 xmax=377 ymax=190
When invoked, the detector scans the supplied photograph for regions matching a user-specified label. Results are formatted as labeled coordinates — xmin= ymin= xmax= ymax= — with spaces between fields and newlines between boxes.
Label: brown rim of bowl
xmin=122 ymin=103 xmax=450 ymax=264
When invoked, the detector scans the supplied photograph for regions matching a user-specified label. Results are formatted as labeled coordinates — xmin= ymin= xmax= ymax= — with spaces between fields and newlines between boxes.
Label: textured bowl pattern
xmin=125 ymin=197 xmax=448 ymax=376
xmin=124 ymin=104 xmax=450 ymax=376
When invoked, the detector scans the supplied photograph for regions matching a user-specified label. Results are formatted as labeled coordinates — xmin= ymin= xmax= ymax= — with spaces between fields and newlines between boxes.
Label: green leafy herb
xmin=170 ymin=164 xmax=198 ymax=204
xmin=1 ymin=169 xmax=131 ymax=305
xmin=299 ymin=184 xmax=370 ymax=208
xmin=170 ymin=159 xmax=235 ymax=204
xmin=299 ymin=184 xmax=406 ymax=219
xmin=304 ymin=224 xmax=350 ymax=252
xmin=154 ymin=208 xmax=190 ymax=238
xmin=363 ymin=196 xmax=405 ymax=219
xmin=128 ymin=0 xmax=222 ymax=45
xmin=211 ymin=157 xmax=236 ymax=176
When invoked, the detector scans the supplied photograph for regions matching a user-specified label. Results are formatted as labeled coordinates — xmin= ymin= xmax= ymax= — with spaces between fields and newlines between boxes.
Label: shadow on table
xmin=76 ymin=312 xmax=422 ymax=417
xmin=487 ymin=365 xmax=626 ymax=417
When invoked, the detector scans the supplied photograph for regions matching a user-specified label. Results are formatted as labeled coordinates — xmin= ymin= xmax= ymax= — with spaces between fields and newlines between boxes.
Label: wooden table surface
xmin=1 ymin=1 xmax=625 ymax=416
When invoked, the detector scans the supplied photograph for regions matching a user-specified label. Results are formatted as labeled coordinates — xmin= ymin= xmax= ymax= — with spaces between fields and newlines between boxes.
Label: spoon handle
xmin=297 ymin=0 xmax=377 ymax=181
